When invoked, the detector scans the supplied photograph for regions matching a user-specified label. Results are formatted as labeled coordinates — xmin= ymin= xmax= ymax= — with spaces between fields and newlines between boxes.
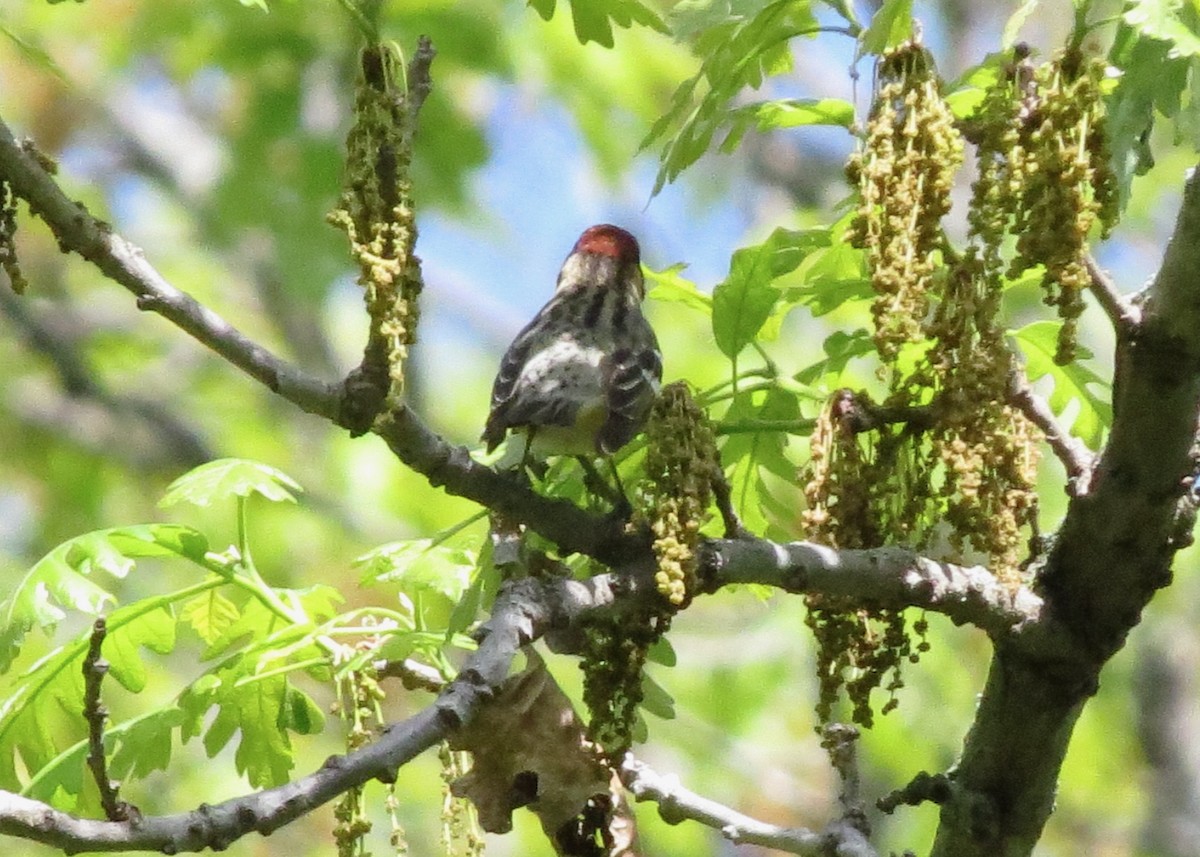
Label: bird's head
xmin=556 ymin=224 xmax=645 ymax=299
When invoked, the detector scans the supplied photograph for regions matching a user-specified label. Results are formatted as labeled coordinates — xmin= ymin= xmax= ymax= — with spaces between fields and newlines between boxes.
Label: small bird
xmin=483 ymin=224 xmax=662 ymax=470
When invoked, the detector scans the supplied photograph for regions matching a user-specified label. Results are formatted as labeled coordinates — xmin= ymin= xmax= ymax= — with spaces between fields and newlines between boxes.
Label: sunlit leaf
xmin=646 ymin=263 xmax=713 ymax=315
xmin=712 ymin=228 xmax=828 ymax=358
xmin=1012 ymin=321 xmax=1112 ymax=450
xmin=860 ymin=0 xmax=913 ymax=55
xmin=0 ymin=525 xmax=208 ymax=672
xmin=721 ymin=97 xmax=854 ymax=151
xmin=159 ymin=459 xmax=303 ymax=508
xmin=357 ymin=539 xmax=477 ymax=604
xmin=181 ymin=591 xmax=241 ymax=645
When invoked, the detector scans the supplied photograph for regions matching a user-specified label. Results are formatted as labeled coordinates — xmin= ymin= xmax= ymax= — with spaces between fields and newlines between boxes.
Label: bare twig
xmin=877 ymin=771 xmax=952 ymax=814
xmin=373 ymin=657 xmax=446 ymax=693
xmin=403 ymin=36 xmax=436 ymax=138
xmin=620 ymin=755 xmax=878 ymax=857
xmin=822 ymin=723 xmax=867 ymax=834
xmin=81 ymin=619 xmax=132 ymax=823
xmin=1085 ymin=253 xmax=1141 ymax=332
xmin=1006 ymin=368 xmax=1095 ymax=494
xmin=709 ymin=464 xmax=749 ymax=539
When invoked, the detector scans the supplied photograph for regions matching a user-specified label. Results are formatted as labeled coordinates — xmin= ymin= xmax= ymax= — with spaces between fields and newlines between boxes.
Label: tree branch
xmin=1006 ymin=368 xmax=1094 ymax=494
xmin=1085 ymin=253 xmax=1141 ymax=333
xmin=0 ymin=116 xmax=343 ymax=421
xmin=620 ymin=756 xmax=877 ymax=857
xmin=699 ymin=538 xmax=1043 ymax=639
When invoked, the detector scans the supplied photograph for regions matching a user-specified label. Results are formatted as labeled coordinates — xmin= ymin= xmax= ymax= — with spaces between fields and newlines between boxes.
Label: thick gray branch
xmin=701 ymin=539 xmax=1042 ymax=638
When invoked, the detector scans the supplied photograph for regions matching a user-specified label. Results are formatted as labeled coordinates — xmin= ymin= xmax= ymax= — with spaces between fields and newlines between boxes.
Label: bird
xmin=482 ymin=224 xmax=662 ymax=476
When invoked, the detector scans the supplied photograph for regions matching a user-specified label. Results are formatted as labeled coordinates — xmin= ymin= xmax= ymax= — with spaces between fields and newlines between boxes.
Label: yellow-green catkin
xmin=846 ymin=38 xmax=964 ymax=362
xmin=639 ymin=382 xmax=719 ymax=606
xmin=971 ymin=46 xmax=1118 ymax=364
xmin=332 ymin=669 xmax=385 ymax=857
xmin=801 ymin=392 xmax=931 ymax=728
xmin=327 ymin=44 xmax=423 ymax=404
xmin=578 ymin=383 xmax=717 ymax=757
xmin=439 ymin=744 xmax=485 ymax=857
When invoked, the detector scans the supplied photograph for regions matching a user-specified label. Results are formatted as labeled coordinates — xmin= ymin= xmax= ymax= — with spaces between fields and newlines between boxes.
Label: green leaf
xmin=718 ymin=388 xmax=799 ymax=535
xmin=103 ymin=605 xmax=177 ymax=693
xmin=712 ymin=228 xmax=829 ymax=358
xmin=159 ymin=459 xmax=303 ymax=509
xmin=795 ymin=329 xmax=877 ymax=385
xmin=644 ymin=0 xmax=820 ymax=192
xmin=1012 ymin=321 xmax=1112 ymax=450
xmin=639 ymin=672 xmax=676 ymax=720
xmin=181 ymin=590 xmax=242 ymax=645
xmin=944 ymin=56 xmax=1005 ymax=120
xmin=1001 ymin=0 xmax=1040 ymax=48
xmin=0 ymin=524 xmax=208 ymax=672
xmin=529 ymin=0 xmax=556 ymax=20
xmin=204 ymin=672 xmax=297 ymax=788
xmin=108 ymin=708 xmax=186 ymax=782
xmin=279 ymin=685 xmax=325 ymax=736
xmin=357 ymin=539 xmax=477 ymax=604
xmin=860 ymin=0 xmax=913 ymax=54
xmin=1124 ymin=0 xmax=1200 ymax=58
xmin=721 ymin=98 xmax=854 ymax=151
xmin=0 ymin=599 xmax=185 ymax=798
xmin=646 ymin=636 xmax=677 ymax=667
xmin=646 ymin=264 xmax=713 ymax=315
xmin=560 ymin=0 xmax=668 ymax=47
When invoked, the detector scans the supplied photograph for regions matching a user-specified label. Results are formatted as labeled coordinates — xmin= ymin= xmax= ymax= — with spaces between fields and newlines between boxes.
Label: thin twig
xmin=373 ymin=657 xmax=447 ymax=693
xmin=1006 ymin=369 xmax=1095 ymax=495
xmin=1085 ymin=253 xmax=1141 ymax=332
xmin=620 ymin=755 xmax=878 ymax=857
xmin=81 ymin=619 xmax=132 ymax=823
xmin=822 ymin=723 xmax=868 ymax=833
xmin=877 ymin=771 xmax=952 ymax=814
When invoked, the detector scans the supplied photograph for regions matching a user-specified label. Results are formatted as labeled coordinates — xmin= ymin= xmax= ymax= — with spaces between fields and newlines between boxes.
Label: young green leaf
xmin=0 ymin=524 xmax=208 ymax=672
xmin=713 ymin=228 xmax=828 ymax=358
xmin=181 ymin=590 xmax=242 ymax=645
xmin=860 ymin=0 xmax=914 ymax=55
xmin=1013 ymin=321 xmax=1112 ymax=449
xmin=357 ymin=538 xmax=477 ymax=604
xmin=795 ymin=329 xmax=877 ymax=386
xmin=721 ymin=97 xmax=855 ymax=151
xmin=646 ymin=263 xmax=713 ymax=316
xmin=159 ymin=458 xmax=303 ymax=509
xmin=639 ymin=672 xmax=676 ymax=720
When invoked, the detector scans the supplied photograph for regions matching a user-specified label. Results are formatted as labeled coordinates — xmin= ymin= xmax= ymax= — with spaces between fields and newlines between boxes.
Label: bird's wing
xmin=483 ymin=323 xmax=537 ymax=451
xmin=597 ymin=334 xmax=663 ymax=455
